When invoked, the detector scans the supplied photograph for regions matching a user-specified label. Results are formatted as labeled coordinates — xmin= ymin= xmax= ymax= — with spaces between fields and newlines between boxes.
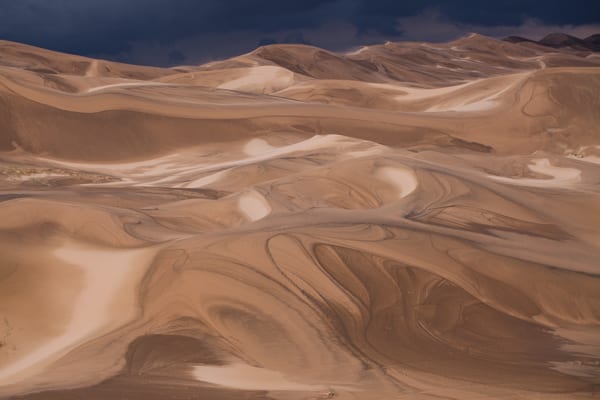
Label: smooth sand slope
xmin=0 ymin=34 xmax=599 ymax=399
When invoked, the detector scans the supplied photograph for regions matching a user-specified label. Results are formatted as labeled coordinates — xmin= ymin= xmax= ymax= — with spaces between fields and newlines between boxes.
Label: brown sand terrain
xmin=0 ymin=34 xmax=599 ymax=399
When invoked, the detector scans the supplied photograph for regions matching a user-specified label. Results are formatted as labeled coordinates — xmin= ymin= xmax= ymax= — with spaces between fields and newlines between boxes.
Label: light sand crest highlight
xmin=192 ymin=363 xmax=329 ymax=392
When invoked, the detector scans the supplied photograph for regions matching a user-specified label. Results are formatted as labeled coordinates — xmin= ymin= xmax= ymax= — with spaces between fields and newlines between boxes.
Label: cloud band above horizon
xmin=0 ymin=0 xmax=598 ymax=65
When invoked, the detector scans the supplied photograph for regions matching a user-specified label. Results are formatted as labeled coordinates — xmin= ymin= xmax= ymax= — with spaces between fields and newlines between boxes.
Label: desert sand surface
xmin=0 ymin=33 xmax=599 ymax=399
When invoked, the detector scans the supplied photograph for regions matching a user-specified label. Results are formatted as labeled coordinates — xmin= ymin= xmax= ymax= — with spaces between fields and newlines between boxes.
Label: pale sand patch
xmin=240 ymin=135 xmax=368 ymax=160
xmin=433 ymin=99 xmax=497 ymax=112
xmin=435 ymin=64 xmax=462 ymax=72
xmin=567 ymin=145 xmax=600 ymax=165
xmin=489 ymin=158 xmax=582 ymax=187
xmin=10 ymin=172 xmax=69 ymax=181
xmin=40 ymin=153 xmax=193 ymax=187
xmin=42 ymin=153 xmax=181 ymax=174
xmin=0 ymin=243 xmax=156 ymax=386
xmin=391 ymin=81 xmax=479 ymax=108
xmin=529 ymin=158 xmax=582 ymax=181
xmin=346 ymin=46 xmax=367 ymax=56
xmin=85 ymin=81 xmax=170 ymax=94
xmin=377 ymin=167 xmax=418 ymax=198
xmin=346 ymin=145 xmax=387 ymax=158
xmin=84 ymin=60 xmax=99 ymax=77
xmin=568 ymin=155 xmax=600 ymax=165
xmin=243 ymin=138 xmax=276 ymax=156
xmin=192 ymin=363 xmax=327 ymax=391
xmin=391 ymin=80 xmax=477 ymax=101
xmin=550 ymin=361 xmax=600 ymax=379
xmin=385 ymin=72 xmax=525 ymax=112
xmin=425 ymin=81 xmax=515 ymax=112
xmin=181 ymin=169 xmax=230 ymax=188
xmin=218 ymin=66 xmax=295 ymax=93
xmin=238 ymin=191 xmax=271 ymax=221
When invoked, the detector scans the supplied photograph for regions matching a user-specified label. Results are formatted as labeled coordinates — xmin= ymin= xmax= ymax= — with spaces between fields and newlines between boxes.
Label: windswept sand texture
xmin=0 ymin=34 xmax=600 ymax=399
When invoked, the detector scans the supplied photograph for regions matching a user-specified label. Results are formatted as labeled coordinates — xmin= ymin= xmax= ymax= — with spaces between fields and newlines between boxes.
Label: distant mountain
xmin=502 ymin=32 xmax=600 ymax=51
xmin=584 ymin=34 xmax=600 ymax=50
xmin=539 ymin=33 xmax=589 ymax=50
xmin=503 ymin=36 xmax=537 ymax=44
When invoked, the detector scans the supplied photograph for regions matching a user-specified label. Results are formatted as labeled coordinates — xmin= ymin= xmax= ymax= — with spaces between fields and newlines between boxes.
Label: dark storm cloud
xmin=0 ymin=0 xmax=598 ymax=65
xmin=354 ymin=0 xmax=600 ymax=29
xmin=0 ymin=1 xmax=335 ymax=54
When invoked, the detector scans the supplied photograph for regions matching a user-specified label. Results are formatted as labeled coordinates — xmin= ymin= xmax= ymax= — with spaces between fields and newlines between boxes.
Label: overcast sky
xmin=1 ymin=0 xmax=599 ymax=66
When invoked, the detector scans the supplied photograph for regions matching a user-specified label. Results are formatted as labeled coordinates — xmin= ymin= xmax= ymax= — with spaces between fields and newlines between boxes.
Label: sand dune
xmin=0 ymin=242 xmax=156 ymax=387
xmin=0 ymin=34 xmax=599 ymax=399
